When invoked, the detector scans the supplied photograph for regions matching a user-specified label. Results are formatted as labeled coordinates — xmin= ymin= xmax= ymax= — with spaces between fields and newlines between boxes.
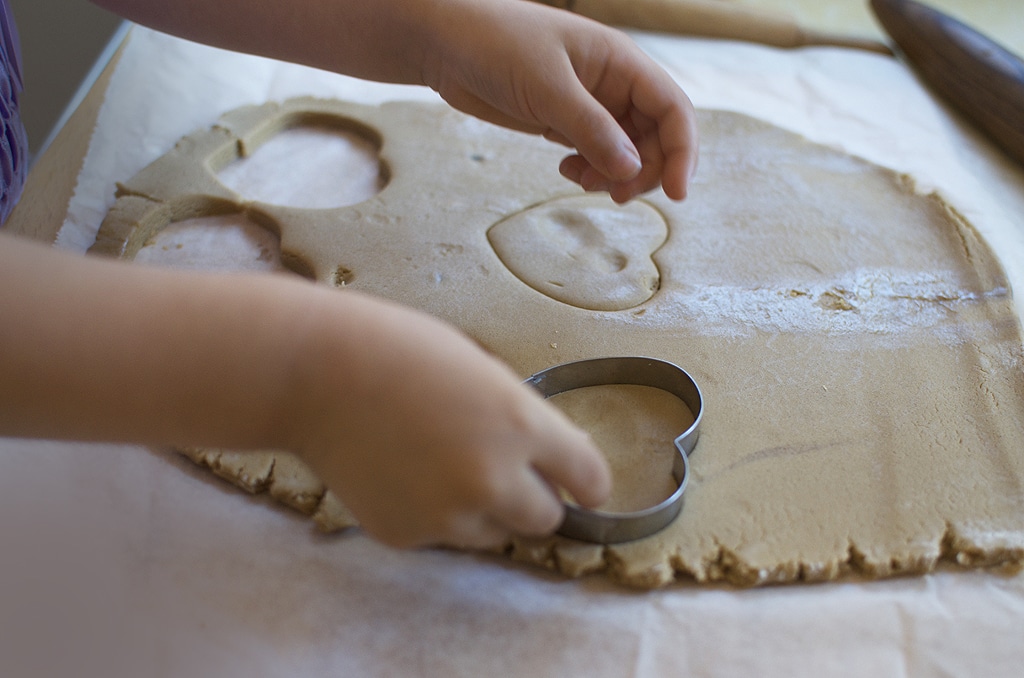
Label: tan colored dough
xmin=93 ymin=98 xmax=1024 ymax=588
xmin=179 ymin=447 xmax=274 ymax=494
xmin=179 ymin=446 xmax=331 ymax=516
xmin=550 ymin=385 xmax=689 ymax=513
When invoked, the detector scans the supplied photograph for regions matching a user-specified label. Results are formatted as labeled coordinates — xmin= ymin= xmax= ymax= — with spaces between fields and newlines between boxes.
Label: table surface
xmin=4 ymin=2 xmax=1024 ymax=677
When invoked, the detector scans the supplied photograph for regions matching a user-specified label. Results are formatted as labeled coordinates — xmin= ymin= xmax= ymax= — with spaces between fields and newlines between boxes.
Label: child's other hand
xmin=421 ymin=0 xmax=698 ymax=203
xmin=291 ymin=290 xmax=611 ymax=550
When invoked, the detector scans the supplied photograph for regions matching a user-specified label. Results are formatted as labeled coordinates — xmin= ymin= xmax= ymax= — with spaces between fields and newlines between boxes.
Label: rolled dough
xmin=91 ymin=98 xmax=1024 ymax=588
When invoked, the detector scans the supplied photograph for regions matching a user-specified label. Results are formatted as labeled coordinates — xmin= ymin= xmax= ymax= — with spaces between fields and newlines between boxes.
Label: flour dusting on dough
xmin=628 ymin=268 xmax=1010 ymax=342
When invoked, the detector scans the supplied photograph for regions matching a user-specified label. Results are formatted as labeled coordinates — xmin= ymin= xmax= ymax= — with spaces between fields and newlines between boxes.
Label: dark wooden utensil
xmin=871 ymin=0 xmax=1024 ymax=167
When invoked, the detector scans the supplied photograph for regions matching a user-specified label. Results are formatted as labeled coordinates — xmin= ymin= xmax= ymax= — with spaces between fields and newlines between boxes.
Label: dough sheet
xmin=91 ymin=98 xmax=1024 ymax=588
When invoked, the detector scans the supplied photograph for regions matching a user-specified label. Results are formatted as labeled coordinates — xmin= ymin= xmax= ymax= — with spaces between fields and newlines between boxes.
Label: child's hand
xmin=290 ymin=289 xmax=612 ymax=550
xmin=420 ymin=0 xmax=699 ymax=203
xmin=0 ymin=236 xmax=608 ymax=552
xmin=94 ymin=0 xmax=696 ymax=202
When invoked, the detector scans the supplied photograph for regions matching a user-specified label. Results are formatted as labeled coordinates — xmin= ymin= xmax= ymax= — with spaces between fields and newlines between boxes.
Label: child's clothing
xmin=0 ymin=0 xmax=28 ymax=225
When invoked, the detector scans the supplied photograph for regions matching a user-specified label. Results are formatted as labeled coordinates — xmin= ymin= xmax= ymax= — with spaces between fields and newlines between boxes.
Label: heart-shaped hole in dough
xmin=136 ymin=213 xmax=286 ymax=273
xmin=217 ymin=114 xmax=388 ymax=209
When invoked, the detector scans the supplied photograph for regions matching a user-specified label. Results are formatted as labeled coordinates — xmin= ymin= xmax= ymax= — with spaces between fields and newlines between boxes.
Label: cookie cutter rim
xmin=524 ymin=356 xmax=703 ymax=544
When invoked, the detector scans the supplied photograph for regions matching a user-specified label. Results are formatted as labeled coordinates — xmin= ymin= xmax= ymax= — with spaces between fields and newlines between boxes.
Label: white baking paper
xmin=2 ymin=24 xmax=1023 ymax=678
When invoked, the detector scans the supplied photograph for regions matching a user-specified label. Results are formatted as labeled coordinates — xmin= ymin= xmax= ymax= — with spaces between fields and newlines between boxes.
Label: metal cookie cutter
xmin=524 ymin=356 xmax=704 ymax=544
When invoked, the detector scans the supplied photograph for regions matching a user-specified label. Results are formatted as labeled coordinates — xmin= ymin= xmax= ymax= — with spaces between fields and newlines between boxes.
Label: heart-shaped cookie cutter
xmin=524 ymin=356 xmax=703 ymax=544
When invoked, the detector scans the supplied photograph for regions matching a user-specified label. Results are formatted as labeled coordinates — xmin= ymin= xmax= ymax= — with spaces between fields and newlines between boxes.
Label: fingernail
xmin=619 ymin=144 xmax=642 ymax=178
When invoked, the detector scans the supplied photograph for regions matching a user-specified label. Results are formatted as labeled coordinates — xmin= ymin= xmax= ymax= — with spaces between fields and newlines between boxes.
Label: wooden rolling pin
xmin=534 ymin=0 xmax=892 ymax=54
xmin=871 ymin=0 xmax=1024 ymax=168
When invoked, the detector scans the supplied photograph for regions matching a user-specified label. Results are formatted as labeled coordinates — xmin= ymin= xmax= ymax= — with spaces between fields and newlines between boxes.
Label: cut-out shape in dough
xmin=550 ymin=384 xmax=690 ymax=513
xmin=217 ymin=124 xmax=386 ymax=209
xmin=135 ymin=214 xmax=284 ymax=272
xmin=487 ymin=195 xmax=667 ymax=311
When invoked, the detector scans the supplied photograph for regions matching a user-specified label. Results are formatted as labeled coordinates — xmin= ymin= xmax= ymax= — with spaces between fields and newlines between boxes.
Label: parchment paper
xmin=2 ymin=22 xmax=1024 ymax=677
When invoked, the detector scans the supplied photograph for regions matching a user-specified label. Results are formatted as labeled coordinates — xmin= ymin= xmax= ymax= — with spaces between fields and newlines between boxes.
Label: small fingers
xmin=624 ymin=66 xmax=700 ymax=201
xmin=489 ymin=467 xmax=565 ymax=537
xmin=559 ymin=155 xmax=638 ymax=198
xmin=530 ymin=422 xmax=611 ymax=510
xmin=555 ymin=95 xmax=696 ymax=202
xmin=554 ymin=87 xmax=645 ymax=184
xmin=564 ymin=41 xmax=698 ymax=201
xmin=444 ymin=514 xmax=513 ymax=552
xmin=559 ymin=139 xmax=664 ymax=204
